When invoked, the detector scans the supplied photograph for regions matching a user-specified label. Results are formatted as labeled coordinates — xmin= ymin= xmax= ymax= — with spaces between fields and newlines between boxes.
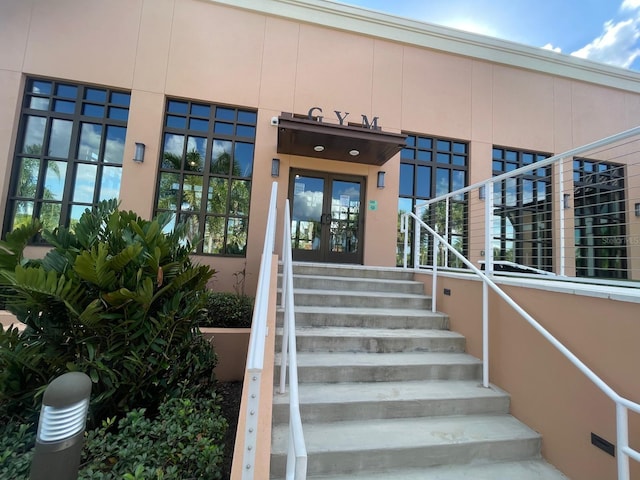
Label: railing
xmin=278 ymin=199 xmax=308 ymax=479
xmin=242 ymin=182 xmax=278 ymax=479
xmin=400 ymin=126 xmax=640 ymax=479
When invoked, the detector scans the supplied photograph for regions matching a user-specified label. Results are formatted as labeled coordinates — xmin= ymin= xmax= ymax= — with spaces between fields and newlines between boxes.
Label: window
xmin=155 ymin=99 xmax=257 ymax=256
xmin=573 ymin=159 xmax=627 ymax=278
xmin=491 ymin=147 xmax=552 ymax=270
xmin=4 ymin=78 xmax=130 ymax=235
xmin=397 ymin=134 xmax=468 ymax=267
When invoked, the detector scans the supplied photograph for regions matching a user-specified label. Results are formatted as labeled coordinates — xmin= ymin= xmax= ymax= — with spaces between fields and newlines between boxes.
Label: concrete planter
xmin=199 ymin=327 xmax=251 ymax=382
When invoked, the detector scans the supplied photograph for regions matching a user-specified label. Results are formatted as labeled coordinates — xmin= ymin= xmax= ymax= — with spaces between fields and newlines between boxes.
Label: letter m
xmin=361 ymin=115 xmax=379 ymax=130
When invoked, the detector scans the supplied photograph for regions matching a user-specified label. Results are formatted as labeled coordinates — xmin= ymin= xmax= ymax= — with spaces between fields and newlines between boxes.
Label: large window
xmin=4 ymin=78 xmax=130 ymax=235
xmin=155 ymin=99 xmax=256 ymax=256
xmin=492 ymin=147 xmax=552 ymax=271
xmin=574 ymin=159 xmax=627 ymax=278
xmin=397 ymin=134 xmax=468 ymax=267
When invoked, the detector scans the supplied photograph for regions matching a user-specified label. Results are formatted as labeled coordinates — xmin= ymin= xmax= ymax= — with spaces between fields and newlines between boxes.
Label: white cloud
xmin=542 ymin=43 xmax=562 ymax=53
xmin=570 ymin=9 xmax=640 ymax=69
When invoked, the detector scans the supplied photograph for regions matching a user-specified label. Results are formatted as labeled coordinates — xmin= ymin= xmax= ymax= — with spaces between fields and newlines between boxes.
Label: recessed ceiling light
xmin=349 ymin=149 xmax=360 ymax=156
xmin=314 ymin=145 xmax=325 ymax=152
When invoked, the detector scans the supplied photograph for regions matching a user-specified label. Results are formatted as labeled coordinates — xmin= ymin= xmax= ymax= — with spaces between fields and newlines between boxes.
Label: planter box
xmin=199 ymin=327 xmax=251 ymax=382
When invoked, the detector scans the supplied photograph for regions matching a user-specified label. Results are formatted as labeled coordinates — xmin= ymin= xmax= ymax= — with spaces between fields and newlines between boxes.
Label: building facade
xmin=2 ymin=0 xmax=640 ymax=292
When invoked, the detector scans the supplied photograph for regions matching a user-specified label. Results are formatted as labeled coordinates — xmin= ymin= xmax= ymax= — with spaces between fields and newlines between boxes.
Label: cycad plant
xmin=0 ymin=200 xmax=216 ymax=426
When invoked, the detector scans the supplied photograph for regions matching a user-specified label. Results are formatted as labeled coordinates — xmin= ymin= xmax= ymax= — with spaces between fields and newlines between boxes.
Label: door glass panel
xmin=330 ymin=180 xmax=360 ymax=254
xmin=291 ymin=175 xmax=324 ymax=251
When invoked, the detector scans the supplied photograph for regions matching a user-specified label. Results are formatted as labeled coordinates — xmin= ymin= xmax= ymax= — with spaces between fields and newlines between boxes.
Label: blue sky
xmin=338 ymin=0 xmax=640 ymax=71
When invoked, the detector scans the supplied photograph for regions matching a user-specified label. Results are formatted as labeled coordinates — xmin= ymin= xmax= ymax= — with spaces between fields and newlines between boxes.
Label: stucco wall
xmin=421 ymin=272 xmax=640 ymax=479
xmin=1 ymin=0 xmax=640 ymax=292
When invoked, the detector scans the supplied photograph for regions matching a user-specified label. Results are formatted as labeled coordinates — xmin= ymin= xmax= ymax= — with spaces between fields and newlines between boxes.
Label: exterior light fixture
xmin=635 ymin=203 xmax=640 ymax=217
xmin=313 ymin=145 xmax=325 ymax=152
xmin=133 ymin=142 xmax=145 ymax=163
xmin=349 ymin=149 xmax=360 ymax=156
xmin=30 ymin=372 xmax=92 ymax=480
xmin=271 ymin=158 xmax=280 ymax=177
xmin=479 ymin=185 xmax=486 ymax=200
xmin=377 ymin=171 xmax=386 ymax=189
xmin=563 ymin=193 xmax=571 ymax=209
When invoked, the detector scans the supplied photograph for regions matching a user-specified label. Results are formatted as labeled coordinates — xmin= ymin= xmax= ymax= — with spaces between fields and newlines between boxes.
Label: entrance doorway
xmin=289 ymin=169 xmax=365 ymax=264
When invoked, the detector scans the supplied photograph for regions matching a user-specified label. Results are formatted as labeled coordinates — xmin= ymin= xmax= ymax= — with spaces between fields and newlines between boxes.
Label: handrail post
xmin=444 ymin=197 xmax=450 ymax=267
xmin=482 ymin=281 xmax=489 ymax=388
xmin=432 ymin=236 xmax=438 ymax=313
xmin=414 ymin=221 xmax=421 ymax=269
xmin=617 ymin=403 xmax=630 ymax=480
xmin=482 ymin=182 xmax=493 ymax=388
xmin=402 ymin=213 xmax=408 ymax=269
xmin=558 ymin=159 xmax=566 ymax=276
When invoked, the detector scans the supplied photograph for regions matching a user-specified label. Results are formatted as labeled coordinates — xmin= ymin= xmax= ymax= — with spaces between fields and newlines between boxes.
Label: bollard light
xmin=30 ymin=372 xmax=92 ymax=480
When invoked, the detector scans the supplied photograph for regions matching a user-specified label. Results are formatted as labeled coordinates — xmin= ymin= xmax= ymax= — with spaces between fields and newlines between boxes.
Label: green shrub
xmin=0 ymin=395 xmax=227 ymax=480
xmin=0 ymin=201 xmax=217 ymax=425
xmin=197 ymin=291 xmax=254 ymax=328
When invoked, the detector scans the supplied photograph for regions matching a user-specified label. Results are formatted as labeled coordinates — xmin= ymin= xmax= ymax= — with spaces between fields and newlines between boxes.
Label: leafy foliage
xmin=0 ymin=421 xmax=35 ymax=480
xmin=197 ymin=291 xmax=254 ymax=328
xmin=0 ymin=201 xmax=217 ymax=425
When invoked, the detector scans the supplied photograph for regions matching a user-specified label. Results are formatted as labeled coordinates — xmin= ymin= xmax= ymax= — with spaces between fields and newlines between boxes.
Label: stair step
xmin=287 ymin=262 xmax=415 ymax=280
xmin=275 ymin=352 xmax=482 ymax=383
xmin=292 ymin=289 xmax=432 ymax=309
xmin=272 ymin=380 xmax=510 ymax=424
xmin=287 ymin=306 xmax=449 ymax=330
xmin=277 ymin=460 xmax=568 ymax=479
xmin=270 ymin=414 xmax=541 ymax=477
xmin=275 ymin=327 xmax=466 ymax=353
xmin=286 ymin=274 xmax=425 ymax=294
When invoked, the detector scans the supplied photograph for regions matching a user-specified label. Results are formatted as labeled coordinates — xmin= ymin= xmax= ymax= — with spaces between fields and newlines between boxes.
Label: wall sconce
xmin=479 ymin=185 xmax=486 ymax=200
xmin=133 ymin=142 xmax=145 ymax=163
xmin=271 ymin=158 xmax=280 ymax=177
xmin=635 ymin=203 xmax=640 ymax=217
xmin=377 ymin=171 xmax=385 ymax=189
xmin=563 ymin=193 xmax=571 ymax=209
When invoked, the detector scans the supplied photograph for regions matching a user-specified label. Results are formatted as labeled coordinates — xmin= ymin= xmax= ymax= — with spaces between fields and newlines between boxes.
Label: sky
xmin=337 ymin=0 xmax=640 ymax=71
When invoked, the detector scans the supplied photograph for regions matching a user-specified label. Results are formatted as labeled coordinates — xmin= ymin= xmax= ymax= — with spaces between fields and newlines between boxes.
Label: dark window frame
xmin=491 ymin=147 xmax=553 ymax=271
xmin=3 ymin=77 xmax=130 ymax=239
xmin=154 ymin=98 xmax=257 ymax=257
xmin=398 ymin=133 xmax=469 ymax=267
xmin=573 ymin=158 xmax=627 ymax=279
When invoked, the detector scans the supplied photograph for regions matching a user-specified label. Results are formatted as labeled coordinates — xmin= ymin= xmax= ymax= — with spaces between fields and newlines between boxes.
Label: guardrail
xmin=241 ymin=182 xmax=278 ymax=479
xmin=278 ymin=199 xmax=308 ymax=479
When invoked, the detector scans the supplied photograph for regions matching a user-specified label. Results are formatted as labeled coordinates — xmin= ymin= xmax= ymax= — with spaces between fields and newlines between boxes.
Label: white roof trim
xmin=209 ymin=0 xmax=640 ymax=93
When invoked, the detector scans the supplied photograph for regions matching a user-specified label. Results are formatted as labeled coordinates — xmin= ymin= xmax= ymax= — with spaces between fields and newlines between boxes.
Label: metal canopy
xmin=276 ymin=112 xmax=406 ymax=166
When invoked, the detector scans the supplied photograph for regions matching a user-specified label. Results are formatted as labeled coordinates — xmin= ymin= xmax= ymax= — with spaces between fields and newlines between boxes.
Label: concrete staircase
xmin=271 ymin=263 xmax=567 ymax=479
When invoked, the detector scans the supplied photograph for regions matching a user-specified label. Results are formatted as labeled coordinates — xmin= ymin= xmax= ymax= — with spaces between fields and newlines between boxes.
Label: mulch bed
xmin=217 ymin=381 xmax=243 ymax=479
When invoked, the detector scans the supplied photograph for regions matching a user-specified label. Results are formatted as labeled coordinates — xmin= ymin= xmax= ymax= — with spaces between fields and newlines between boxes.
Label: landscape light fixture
xmin=30 ymin=372 xmax=92 ymax=480
xmin=271 ymin=158 xmax=280 ymax=177
xmin=377 ymin=171 xmax=385 ymax=189
xmin=133 ymin=142 xmax=145 ymax=163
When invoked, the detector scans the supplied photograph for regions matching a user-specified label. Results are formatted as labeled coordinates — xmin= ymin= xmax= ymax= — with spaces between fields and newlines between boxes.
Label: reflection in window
xmin=155 ymin=98 xmax=256 ymax=256
xmin=492 ymin=147 xmax=552 ymax=270
xmin=4 ymin=78 xmax=131 ymax=235
xmin=574 ymin=159 xmax=627 ymax=278
xmin=397 ymin=133 xmax=468 ymax=267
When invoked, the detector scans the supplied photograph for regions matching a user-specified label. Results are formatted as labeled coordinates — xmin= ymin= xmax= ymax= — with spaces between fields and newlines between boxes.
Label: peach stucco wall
xmin=423 ymin=272 xmax=640 ymax=480
xmin=1 ymin=0 xmax=640 ymax=292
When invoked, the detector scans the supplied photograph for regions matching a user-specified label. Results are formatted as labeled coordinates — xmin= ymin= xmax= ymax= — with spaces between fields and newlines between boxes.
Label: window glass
xmin=78 ymin=123 xmax=102 ymax=162
xmin=155 ymin=100 xmax=256 ymax=256
xmin=48 ymin=119 xmax=73 ymax=158
xmin=5 ymin=78 xmax=131 ymax=235
xmin=415 ymin=165 xmax=431 ymax=198
xmin=399 ymin=163 xmax=414 ymax=196
xmin=108 ymin=107 xmax=129 ymax=121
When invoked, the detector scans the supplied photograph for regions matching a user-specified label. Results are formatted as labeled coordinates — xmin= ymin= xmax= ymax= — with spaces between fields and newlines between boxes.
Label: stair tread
xmin=294 ymin=288 xmax=429 ymax=298
xmin=271 ymin=414 xmax=539 ymax=454
xmin=290 ymin=305 xmax=443 ymax=316
xmin=284 ymin=460 xmax=568 ymax=479
xmin=277 ymin=351 xmax=481 ymax=367
xmin=281 ymin=326 xmax=464 ymax=339
xmin=273 ymin=380 xmax=507 ymax=405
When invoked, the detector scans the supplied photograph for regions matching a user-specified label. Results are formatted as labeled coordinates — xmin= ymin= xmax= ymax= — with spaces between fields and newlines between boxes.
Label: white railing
xmin=278 ymin=199 xmax=308 ymax=480
xmin=242 ymin=182 xmax=278 ymax=479
xmin=400 ymin=126 xmax=640 ymax=479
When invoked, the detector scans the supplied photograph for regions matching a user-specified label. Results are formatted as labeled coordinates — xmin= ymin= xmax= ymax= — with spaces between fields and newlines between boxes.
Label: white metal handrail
xmin=242 ymin=182 xmax=278 ymax=479
xmin=279 ymin=199 xmax=308 ymax=479
xmin=402 ymin=209 xmax=640 ymax=480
